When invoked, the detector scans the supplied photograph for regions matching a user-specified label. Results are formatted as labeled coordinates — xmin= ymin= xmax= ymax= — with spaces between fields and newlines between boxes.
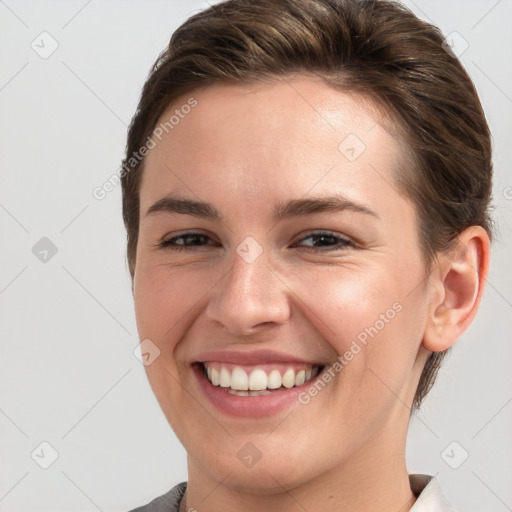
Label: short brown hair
xmin=121 ymin=0 xmax=493 ymax=411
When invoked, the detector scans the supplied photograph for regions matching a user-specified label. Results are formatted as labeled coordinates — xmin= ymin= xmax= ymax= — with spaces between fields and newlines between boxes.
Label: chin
xmin=191 ymin=437 xmax=324 ymax=495
xmin=222 ymin=462 xmax=310 ymax=495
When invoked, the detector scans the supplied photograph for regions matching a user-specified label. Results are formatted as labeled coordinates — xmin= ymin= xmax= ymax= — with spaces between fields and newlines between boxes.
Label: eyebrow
xmin=144 ymin=194 xmax=378 ymax=221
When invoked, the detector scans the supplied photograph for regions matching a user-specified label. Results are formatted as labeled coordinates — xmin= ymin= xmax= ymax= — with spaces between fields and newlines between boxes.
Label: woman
xmin=122 ymin=0 xmax=493 ymax=510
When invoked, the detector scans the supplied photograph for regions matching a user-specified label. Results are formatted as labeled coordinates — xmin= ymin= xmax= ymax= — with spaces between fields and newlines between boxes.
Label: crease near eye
xmin=155 ymin=230 xmax=355 ymax=253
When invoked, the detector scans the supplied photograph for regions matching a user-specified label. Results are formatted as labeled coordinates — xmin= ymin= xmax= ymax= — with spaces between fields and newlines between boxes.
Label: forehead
xmin=139 ymin=75 xmax=405 ymax=217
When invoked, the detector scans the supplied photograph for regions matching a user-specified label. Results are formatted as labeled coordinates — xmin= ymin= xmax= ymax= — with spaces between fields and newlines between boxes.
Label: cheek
xmin=133 ymin=263 xmax=211 ymax=343
xmin=288 ymin=267 xmax=400 ymax=345
xmin=132 ymin=264 xmax=214 ymax=424
xmin=284 ymin=264 xmax=426 ymax=391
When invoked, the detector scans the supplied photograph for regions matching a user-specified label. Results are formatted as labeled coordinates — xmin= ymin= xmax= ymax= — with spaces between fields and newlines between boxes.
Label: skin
xmin=132 ymin=74 xmax=490 ymax=512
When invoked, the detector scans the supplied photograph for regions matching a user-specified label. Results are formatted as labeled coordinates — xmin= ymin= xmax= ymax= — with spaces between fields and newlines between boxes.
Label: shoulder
xmin=127 ymin=482 xmax=187 ymax=512
xmin=409 ymin=474 xmax=457 ymax=512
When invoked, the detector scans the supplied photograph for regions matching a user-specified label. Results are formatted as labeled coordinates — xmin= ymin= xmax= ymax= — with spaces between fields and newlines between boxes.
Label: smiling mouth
xmin=197 ymin=362 xmax=324 ymax=396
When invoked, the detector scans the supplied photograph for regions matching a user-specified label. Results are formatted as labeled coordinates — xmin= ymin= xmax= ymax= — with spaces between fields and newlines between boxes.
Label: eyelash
xmin=158 ymin=231 xmax=354 ymax=253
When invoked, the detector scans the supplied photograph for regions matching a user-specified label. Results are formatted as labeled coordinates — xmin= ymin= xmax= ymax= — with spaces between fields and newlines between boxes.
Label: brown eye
xmin=293 ymin=231 xmax=353 ymax=252
xmin=159 ymin=232 xmax=218 ymax=252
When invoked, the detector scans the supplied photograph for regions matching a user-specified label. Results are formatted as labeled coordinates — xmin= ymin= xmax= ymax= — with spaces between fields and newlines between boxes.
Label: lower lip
xmin=192 ymin=364 xmax=321 ymax=418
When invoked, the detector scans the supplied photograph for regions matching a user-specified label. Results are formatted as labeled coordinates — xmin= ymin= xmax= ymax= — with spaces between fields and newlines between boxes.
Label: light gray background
xmin=0 ymin=1 xmax=510 ymax=511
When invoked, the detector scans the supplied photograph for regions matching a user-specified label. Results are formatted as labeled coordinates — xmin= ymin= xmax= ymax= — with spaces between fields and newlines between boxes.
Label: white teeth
xmin=282 ymin=368 xmax=295 ymax=388
xmin=204 ymin=363 xmax=320 ymax=392
xmin=267 ymin=369 xmax=282 ymax=389
xmin=231 ymin=367 xmax=249 ymax=390
xmin=219 ymin=367 xmax=230 ymax=387
xmin=248 ymin=369 xmax=268 ymax=390
xmin=228 ymin=389 xmax=272 ymax=396
xmin=228 ymin=389 xmax=249 ymax=396
xmin=295 ymin=370 xmax=306 ymax=386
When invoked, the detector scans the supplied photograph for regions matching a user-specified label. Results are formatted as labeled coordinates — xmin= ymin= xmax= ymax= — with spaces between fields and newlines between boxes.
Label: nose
xmin=204 ymin=244 xmax=291 ymax=337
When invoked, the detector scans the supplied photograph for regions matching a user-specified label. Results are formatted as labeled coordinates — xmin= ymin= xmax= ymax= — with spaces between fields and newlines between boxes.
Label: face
xmin=133 ymin=75 xmax=432 ymax=492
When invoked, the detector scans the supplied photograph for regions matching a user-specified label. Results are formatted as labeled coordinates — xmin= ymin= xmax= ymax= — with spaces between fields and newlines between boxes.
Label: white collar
xmin=409 ymin=474 xmax=456 ymax=511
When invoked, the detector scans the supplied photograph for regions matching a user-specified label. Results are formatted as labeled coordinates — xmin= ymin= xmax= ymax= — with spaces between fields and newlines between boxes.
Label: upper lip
xmin=193 ymin=349 xmax=323 ymax=366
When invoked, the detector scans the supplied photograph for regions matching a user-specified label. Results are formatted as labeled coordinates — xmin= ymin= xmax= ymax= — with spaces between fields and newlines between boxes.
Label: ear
xmin=423 ymin=226 xmax=491 ymax=352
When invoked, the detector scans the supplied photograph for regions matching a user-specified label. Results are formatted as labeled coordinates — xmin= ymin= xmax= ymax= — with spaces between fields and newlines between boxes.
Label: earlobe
xmin=422 ymin=226 xmax=490 ymax=352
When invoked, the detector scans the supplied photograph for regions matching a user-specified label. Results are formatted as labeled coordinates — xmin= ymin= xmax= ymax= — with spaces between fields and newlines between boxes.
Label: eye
xmin=157 ymin=230 xmax=354 ymax=253
xmin=158 ymin=232 xmax=219 ymax=252
xmin=292 ymin=231 xmax=354 ymax=253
